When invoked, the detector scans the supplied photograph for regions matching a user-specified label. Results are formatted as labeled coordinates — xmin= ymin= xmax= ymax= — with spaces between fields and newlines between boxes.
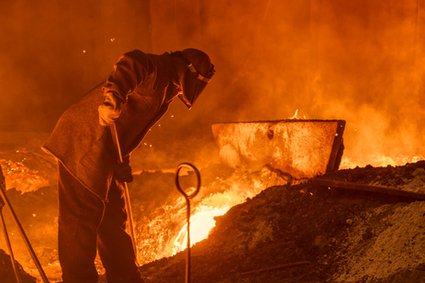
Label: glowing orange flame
xmin=172 ymin=206 xmax=229 ymax=254
xmin=290 ymin=109 xmax=299 ymax=119
xmin=289 ymin=109 xmax=307 ymax=119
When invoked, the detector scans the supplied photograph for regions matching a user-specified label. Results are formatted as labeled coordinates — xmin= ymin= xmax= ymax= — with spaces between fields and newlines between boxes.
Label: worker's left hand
xmin=98 ymin=92 xmax=122 ymax=126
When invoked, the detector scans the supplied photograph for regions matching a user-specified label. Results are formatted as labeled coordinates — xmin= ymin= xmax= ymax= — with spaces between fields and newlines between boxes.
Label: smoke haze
xmin=1 ymin=0 xmax=424 ymax=167
xmin=149 ymin=0 xmax=425 ymax=167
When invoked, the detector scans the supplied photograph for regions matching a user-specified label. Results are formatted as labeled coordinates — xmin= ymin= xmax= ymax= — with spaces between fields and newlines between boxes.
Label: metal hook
xmin=175 ymin=162 xmax=201 ymax=200
xmin=175 ymin=162 xmax=201 ymax=283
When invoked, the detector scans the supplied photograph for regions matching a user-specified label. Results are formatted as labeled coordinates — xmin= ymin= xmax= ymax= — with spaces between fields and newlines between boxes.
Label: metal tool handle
xmin=175 ymin=162 xmax=201 ymax=283
xmin=110 ymin=123 xmax=138 ymax=265
xmin=1 ymin=199 xmax=22 ymax=283
xmin=0 ymin=166 xmax=50 ymax=283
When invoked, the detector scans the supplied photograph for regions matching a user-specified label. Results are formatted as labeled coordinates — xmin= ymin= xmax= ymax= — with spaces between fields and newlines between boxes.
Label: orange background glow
xmin=0 ymin=0 xmax=424 ymax=166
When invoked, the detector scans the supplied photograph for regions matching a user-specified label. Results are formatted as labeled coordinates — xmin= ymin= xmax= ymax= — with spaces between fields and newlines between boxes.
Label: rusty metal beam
xmin=312 ymin=178 xmax=425 ymax=201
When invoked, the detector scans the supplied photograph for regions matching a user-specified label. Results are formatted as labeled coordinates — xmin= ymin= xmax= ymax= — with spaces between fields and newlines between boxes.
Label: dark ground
xmin=1 ymin=151 xmax=425 ymax=282
xmin=137 ymin=161 xmax=425 ymax=283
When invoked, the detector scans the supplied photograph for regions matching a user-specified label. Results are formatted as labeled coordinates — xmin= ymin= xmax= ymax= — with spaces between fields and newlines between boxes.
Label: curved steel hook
xmin=175 ymin=162 xmax=201 ymax=283
xmin=175 ymin=162 xmax=201 ymax=200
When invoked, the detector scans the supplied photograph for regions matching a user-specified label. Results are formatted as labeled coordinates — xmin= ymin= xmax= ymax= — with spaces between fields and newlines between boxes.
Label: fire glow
xmin=172 ymin=206 xmax=229 ymax=254
xmin=135 ymin=166 xmax=289 ymax=266
xmin=286 ymin=110 xmax=425 ymax=169
xmin=0 ymin=111 xmax=423 ymax=279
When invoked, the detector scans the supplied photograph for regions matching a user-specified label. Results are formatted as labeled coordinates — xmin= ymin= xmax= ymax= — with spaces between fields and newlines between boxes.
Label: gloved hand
xmin=114 ymin=157 xmax=133 ymax=183
xmin=98 ymin=92 xmax=122 ymax=126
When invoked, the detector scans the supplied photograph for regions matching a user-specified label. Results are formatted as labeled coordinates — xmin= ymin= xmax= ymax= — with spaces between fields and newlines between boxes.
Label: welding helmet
xmin=176 ymin=48 xmax=215 ymax=109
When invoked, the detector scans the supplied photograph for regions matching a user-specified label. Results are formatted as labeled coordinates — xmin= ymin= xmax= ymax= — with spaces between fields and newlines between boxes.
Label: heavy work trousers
xmin=58 ymin=163 xmax=143 ymax=283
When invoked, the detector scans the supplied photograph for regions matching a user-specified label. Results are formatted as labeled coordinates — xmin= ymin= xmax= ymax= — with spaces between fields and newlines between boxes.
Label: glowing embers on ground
xmin=135 ymin=167 xmax=290 ymax=265
xmin=168 ymin=166 xmax=304 ymax=255
xmin=172 ymin=205 xmax=229 ymax=254
xmin=0 ymin=157 xmax=49 ymax=193
xmin=340 ymin=153 xmax=425 ymax=169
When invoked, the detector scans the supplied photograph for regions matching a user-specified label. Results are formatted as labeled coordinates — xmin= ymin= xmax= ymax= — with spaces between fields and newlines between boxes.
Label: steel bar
xmin=312 ymin=178 xmax=425 ymax=201
xmin=110 ymin=123 xmax=138 ymax=265
xmin=1 ymin=200 xmax=22 ymax=283
xmin=240 ymin=261 xmax=311 ymax=276
xmin=175 ymin=162 xmax=201 ymax=283
xmin=0 ymin=167 xmax=49 ymax=283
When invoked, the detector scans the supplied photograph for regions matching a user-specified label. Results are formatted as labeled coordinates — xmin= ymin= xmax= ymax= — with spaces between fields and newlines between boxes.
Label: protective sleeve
xmin=102 ymin=50 xmax=154 ymax=103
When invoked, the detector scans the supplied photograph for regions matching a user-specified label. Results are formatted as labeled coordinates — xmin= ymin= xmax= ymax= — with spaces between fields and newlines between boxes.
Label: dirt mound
xmin=139 ymin=161 xmax=425 ymax=283
xmin=1 ymin=148 xmax=424 ymax=282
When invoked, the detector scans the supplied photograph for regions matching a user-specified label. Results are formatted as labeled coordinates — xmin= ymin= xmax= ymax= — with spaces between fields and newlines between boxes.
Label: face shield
xmin=177 ymin=49 xmax=215 ymax=109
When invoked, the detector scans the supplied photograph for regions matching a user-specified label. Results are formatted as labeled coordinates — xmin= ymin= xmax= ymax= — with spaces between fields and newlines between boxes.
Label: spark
xmin=289 ymin=109 xmax=299 ymax=119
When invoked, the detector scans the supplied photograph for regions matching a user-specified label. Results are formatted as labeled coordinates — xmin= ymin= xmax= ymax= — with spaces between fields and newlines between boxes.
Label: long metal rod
xmin=1 ymin=204 xmax=22 ymax=283
xmin=185 ymin=199 xmax=191 ymax=283
xmin=0 ymin=186 xmax=50 ymax=283
xmin=175 ymin=163 xmax=201 ymax=283
xmin=110 ymin=123 xmax=138 ymax=264
xmin=312 ymin=178 xmax=425 ymax=201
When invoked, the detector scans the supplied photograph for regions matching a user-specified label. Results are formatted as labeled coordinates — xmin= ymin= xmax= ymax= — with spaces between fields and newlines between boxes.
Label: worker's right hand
xmin=98 ymin=92 xmax=122 ymax=126
xmin=114 ymin=155 xmax=133 ymax=183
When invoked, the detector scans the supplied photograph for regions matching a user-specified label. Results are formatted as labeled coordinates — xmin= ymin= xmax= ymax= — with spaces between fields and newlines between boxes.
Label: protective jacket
xmin=43 ymin=50 xmax=178 ymax=200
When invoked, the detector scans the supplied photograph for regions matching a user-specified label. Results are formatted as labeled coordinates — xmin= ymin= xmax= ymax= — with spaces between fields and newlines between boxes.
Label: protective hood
xmin=177 ymin=48 xmax=215 ymax=109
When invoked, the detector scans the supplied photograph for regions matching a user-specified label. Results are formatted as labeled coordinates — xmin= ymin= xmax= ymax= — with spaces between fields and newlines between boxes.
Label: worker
xmin=42 ymin=48 xmax=215 ymax=283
